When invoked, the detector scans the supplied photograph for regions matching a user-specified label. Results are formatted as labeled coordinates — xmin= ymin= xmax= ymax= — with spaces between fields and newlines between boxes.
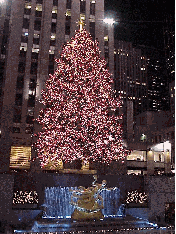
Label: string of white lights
xmin=13 ymin=191 xmax=39 ymax=204
xmin=126 ymin=190 xmax=148 ymax=204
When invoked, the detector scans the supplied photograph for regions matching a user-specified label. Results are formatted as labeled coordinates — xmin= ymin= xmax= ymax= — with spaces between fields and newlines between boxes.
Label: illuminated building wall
xmin=126 ymin=110 xmax=174 ymax=174
xmin=169 ymin=80 xmax=175 ymax=116
xmin=0 ymin=0 xmax=113 ymax=171
xmin=10 ymin=146 xmax=31 ymax=169
xmin=163 ymin=16 xmax=175 ymax=84
xmin=146 ymin=57 xmax=169 ymax=112
xmin=114 ymin=40 xmax=148 ymax=117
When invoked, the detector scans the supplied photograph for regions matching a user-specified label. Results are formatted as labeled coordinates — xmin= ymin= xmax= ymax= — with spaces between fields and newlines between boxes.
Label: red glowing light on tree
xmin=35 ymin=28 xmax=129 ymax=168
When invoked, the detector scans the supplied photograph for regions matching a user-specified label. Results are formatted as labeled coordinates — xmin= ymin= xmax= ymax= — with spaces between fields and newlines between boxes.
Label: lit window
xmin=140 ymin=134 xmax=146 ymax=142
xmin=28 ymin=90 xmax=35 ymax=95
xmin=22 ymin=28 xmax=29 ymax=33
xmin=52 ymin=18 xmax=57 ymax=23
xmin=49 ymin=50 xmax=54 ymax=54
xmin=52 ymin=6 xmax=57 ymax=14
xmin=80 ymin=13 xmax=85 ymax=21
xmin=10 ymin=146 xmax=31 ymax=169
xmin=33 ymin=44 xmax=39 ymax=49
xmin=65 ymin=9 xmax=71 ymax=17
xmin=36 ymin=4 xmax=42 ymax=11
xmin=50 ymin=46 xmax=55 ymax=51
xmin=33 ymin=33 xmax=40 ymax=38
xmin=1 ymin=54 xmax=5 ymax=59
xmin=89 ymin=15 xmax=95 ymax=22
xmin=50 ymin=33 xmax=56 ymax=40
xmin=25 ymin=2 xmax=31 ymax=9
xmin=32 ymin=48 xmax=39 ymax=53
xmin=20 ymin=43 xmax=27 ymax=51
xmin=27 ymin=107 xmax=34 ymax=116
xmin=24 ymin=14 xmax=30 ymax=19
xmin=104 ymin=35 xmax=108 ymax=41
xmin=65 ymin=34 xmax=69 ymax=42
xmin=22 ymin=31 xmax=28 ymax=37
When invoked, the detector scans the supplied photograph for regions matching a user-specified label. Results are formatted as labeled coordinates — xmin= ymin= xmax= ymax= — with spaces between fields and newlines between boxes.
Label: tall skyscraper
xmin=146 ymin=56 xmax=169 ymax=112
xmin=114 ymin=41 xmax=148 ymax=142
xmin=114 ymin=40 xmax=148 ymax=117
xmin=0 ymin=0 xmax=114 ymax=171
xmin=164 ymin=14 xmax=175 ymax=84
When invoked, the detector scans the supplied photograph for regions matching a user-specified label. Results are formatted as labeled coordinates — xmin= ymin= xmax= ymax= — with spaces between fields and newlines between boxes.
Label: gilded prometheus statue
xmin=70 ymin=178 xmax=107 ymax=220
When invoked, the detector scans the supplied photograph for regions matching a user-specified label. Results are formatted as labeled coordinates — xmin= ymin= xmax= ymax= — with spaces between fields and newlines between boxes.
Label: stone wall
xmin=0 ymin=173 xmax=174 ymax=226
xmin=145 ymin=176 xmax=175 ymax=222
xmin=0 ymin=174 xmax=14 ymax=223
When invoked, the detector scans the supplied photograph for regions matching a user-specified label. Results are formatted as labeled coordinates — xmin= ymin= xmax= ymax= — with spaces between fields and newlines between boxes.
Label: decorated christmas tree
xmin=35 ymin=23 xmax=129 ymax=169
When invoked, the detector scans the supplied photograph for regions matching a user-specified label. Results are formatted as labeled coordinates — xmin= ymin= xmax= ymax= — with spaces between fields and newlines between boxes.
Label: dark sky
xmin=104 ymin=0 xmax=175 ymax=53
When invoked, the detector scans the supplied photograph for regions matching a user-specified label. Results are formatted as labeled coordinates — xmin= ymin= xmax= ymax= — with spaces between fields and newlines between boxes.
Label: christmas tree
xmin=35 ymin=25 xmax=129 ymax=169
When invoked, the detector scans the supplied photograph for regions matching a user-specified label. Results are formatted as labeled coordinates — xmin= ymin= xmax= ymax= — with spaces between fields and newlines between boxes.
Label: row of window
xmin=152 ymin=132 xmax=175 ymax=144
xmin=0 ymin=2 xmax=12 ymax=121
xmin=48 ymin=0 xmax=96 ymax=74
xmin=24 ymin=0 xmax=45 ymax=134
xmin=48 ymin=1 xmax=59 ymax=74
xmin=13 ymin=1 xmax=41 ymax=134
xmin=13 ymin=0 xmax=97 ymax=133
xmin=13 ymin=1 xmax=32 ymax=134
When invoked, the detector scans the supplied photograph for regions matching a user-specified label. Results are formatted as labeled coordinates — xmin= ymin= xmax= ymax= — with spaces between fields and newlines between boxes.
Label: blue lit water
xmin=43 ymin=186 xmax=123 ymax=218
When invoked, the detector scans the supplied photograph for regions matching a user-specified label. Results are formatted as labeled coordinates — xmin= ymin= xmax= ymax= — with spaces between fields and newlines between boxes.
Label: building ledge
xmin=127 ymin=160 xmax=165 ymax=168
xmin=43 ymin=169 xmax=97 ymax=174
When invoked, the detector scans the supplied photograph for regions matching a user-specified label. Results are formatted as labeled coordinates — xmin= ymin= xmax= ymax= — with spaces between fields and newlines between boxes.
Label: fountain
xmin=42 ymin=181 xmax=123 ymax=219
xmin=18 ymin=175 xmax=157 ymax=233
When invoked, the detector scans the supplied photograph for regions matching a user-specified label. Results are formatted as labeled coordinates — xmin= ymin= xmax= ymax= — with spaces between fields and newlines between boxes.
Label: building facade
xmin=0 ymin=0 xmax=114 ymax=171
xmin=126 ymin=110 xmax=174 ymax=175
xmin=146 ymin=56 xmax=170 ymax=112
xmin=114 ymin=41 xmax=148 ymax=117
xmin=169 ymin=80 xmax=175 ymax=116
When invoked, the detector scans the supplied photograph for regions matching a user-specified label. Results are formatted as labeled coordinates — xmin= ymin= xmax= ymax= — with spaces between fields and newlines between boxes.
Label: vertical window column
xmin=48 ymin=2 xmax=58 ymax=75
xmin=104 ymin=34 xmax=109 ymax=66
xmin=66 ymin=0 xmax=72 ymax=10
xmin=65 ymin=8 xmax=71 ymax=42
xmin=25 ymin=2 xmax=43 ymax=134
xmin=12 ymin=1 xmax=32 ymax=133
xmin=89 ymin=0 xmax=95 ymax=40
xmin=80 ymin=0 xmax=86 ymax=25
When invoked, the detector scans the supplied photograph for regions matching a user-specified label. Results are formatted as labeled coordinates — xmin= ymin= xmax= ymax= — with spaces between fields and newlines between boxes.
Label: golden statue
xmin=70 ymin=179 xmax=107 ymax=220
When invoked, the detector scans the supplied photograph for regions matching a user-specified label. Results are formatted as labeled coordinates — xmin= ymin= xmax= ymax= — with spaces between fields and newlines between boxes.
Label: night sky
xmin=104 ymin=0 xmax=175 ymax=53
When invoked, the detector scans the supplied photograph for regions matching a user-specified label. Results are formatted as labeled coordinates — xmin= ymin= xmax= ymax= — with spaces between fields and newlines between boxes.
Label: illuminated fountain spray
xmin=43 ymin=176 xmax=124 ymax=219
